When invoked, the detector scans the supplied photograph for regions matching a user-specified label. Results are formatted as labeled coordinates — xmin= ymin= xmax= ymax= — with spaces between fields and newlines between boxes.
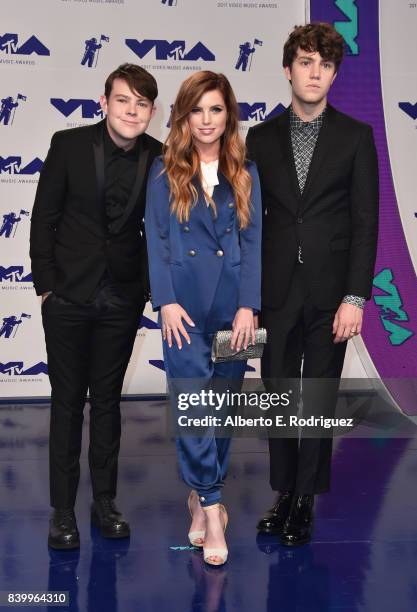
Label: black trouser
xmin=261 ymin=264 xmax=347 ymax=495
xmin=42 ymin=281 xmax=144 ymax=508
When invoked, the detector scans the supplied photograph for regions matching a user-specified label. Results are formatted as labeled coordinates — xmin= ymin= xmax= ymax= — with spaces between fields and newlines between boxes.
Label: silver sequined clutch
xmin=211 ymin=328 xmax=267 ymax=363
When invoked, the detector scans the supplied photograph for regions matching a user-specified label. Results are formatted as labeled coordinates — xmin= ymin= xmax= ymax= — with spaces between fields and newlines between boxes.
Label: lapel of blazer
xmin=299 ymin=104 xmax=338 ymax=212
xmin=109 ymin=135 xmax=150 ymax=234
xmin=92 ymin=119 xmax=106 ymax=223
xmin=192 ymin=173 xmax=228 ymax=242
xmin=211 ymin=171 xmax=232 ymax=238
xmin=277 ymin=109 xmax=302 ymax=211
xmin=92 ymin=122 xmax=150 ymax=234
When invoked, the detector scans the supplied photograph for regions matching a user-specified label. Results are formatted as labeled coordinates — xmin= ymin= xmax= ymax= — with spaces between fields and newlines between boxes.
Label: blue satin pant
xmin=163 ymin=332 xmax=246 ymax=507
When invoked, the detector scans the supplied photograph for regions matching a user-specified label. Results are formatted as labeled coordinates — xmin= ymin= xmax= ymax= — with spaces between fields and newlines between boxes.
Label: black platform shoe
xmin=91 ymin=497 xmax=130 ymax=539
xmin=257 ymin=491 xmax=294 ymax=535
xmin=48 ymin=508 xmax=80 ymax=550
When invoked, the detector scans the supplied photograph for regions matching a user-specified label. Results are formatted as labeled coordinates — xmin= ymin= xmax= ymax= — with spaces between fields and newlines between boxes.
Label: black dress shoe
xmin=280 ymin=494 xmax=314 ymax=547
xmin=48 ymin=508 xmax=80 ymax=550
xmin=91 ymin=497 xmax=130 ymax=539
xmin=257 ymin=491 xmax=293 ymax=535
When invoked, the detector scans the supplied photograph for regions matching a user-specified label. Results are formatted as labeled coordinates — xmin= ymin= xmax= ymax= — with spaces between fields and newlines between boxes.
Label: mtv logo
xmin=0 ymin=361 xmax=48 ymax=375
xmin=0 ymin=266 xmax=33 ymax=283
xmin=239 ymin=102 xmax=267 ymax=122
xmin=125 ymin=39 xmax=215 ymax=61
xmin=239 ymin=102 xmax=286 ymax=122
xmin=334 ymin=0 xmax=359 ymax=55
xmin=50 ymin=98 xmax=103 ymax=119
xmin=0 ymin=156 xmax=43 ymax=175
xmin=373 ymin=268 xmax=414 ymax=346
xmin=0 ymin=361 xmax=24 ymax=375
xmin=0 ymin=33 xmax=50 ymax=56
xmin=398 ymin=102 xmax=417 ymax=120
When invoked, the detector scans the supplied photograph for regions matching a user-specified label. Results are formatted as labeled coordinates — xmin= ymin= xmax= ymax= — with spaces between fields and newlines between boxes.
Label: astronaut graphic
xmin=0 ymin=212 xmax=20 ymax=238
xmin=0 ymin=97 xmax=18 ymax=126
xmin=0 ymin=314 xmax=31 ymax=339
xmin=235 ymin=39 xmax=263 ymax=72
xmin=0 ymin=316 xmax=22 ymax=338
xmin=81 ymin=36 xmax=109 ymax=68
xmin=0 ymin=210 xmax=29 ymax=238
xmin=81 ymin=38 xmax=101 ymax=68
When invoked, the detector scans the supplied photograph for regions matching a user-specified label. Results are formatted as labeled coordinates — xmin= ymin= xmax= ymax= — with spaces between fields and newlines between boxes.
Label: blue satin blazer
xmin=145 ymin=156 xmax=262 ymax=334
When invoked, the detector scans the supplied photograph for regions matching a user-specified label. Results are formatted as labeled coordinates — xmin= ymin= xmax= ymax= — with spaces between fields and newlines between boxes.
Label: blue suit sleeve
xmin=144 ymin=157 xmax=177 ymax=311
xmin=238 ymin=161 xmax=262 ymax=311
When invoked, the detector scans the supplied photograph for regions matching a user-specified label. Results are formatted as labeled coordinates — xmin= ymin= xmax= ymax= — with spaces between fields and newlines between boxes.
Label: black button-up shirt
xmin=103 ymin=127 xmax=139 ymax=234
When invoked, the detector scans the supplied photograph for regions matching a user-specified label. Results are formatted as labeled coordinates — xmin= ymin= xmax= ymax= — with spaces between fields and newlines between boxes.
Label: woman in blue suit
xmin=145 ymin=71 xmax=261 ymax=565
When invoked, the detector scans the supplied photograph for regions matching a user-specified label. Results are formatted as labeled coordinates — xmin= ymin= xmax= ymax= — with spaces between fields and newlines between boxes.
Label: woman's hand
xmin=161 ymin=303 xmax=195 ymax=349
xmin=231 ymin=307 xmax=256 ymax=351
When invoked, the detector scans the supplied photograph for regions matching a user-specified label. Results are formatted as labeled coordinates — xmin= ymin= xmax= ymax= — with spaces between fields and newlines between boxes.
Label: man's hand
xmin=231 ymin=307 xmax=256 ymax=351
xmin=332 ymin=302 xmax=363 ymax=344
xmin=161 ymin=303 xmax=195 ymax=349
xmin=41 ymin=291 xmax=52 ymax=305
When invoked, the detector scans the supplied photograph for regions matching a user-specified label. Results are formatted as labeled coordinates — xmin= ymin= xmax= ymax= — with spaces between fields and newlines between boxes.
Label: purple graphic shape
xmin=310 ymin=0 xmax=417 ymax=413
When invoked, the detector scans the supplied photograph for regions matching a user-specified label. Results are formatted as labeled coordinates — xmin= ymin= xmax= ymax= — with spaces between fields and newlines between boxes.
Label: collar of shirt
xmin=289 ymin=105 xmax=326 ymax=133
xmin=200 ymin=159 xmax=219 ymax=200
xmin=103 ymin=125 xmax=140 ymax=161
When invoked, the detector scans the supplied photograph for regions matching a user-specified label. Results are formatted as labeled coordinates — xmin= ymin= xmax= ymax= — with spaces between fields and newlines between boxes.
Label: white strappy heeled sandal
xmin=187 ymin=490 xmax=205 ymax=548
xmin=202 ymin=503 xmax=228 ymax=566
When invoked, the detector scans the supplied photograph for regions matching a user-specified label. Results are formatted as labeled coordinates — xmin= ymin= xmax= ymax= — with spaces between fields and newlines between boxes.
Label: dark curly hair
xmin=283 ymin=23 xmax=344 ymax=71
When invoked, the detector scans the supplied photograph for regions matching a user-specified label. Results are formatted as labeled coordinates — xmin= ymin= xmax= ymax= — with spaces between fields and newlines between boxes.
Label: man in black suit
xmin=246 ymin=24 xmax=378 ymax=546
xmin=30 ymin=64 xmax=162 ymax=549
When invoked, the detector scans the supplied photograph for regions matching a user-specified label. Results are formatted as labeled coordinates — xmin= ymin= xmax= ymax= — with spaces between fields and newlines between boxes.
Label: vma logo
xmin=334 ymin=0 xmax=359 ymax=56
xmin=239 ymin=102 xmax=286 ymax=122
xmin=0 ymin=313 xmax=31 ymax=339
xmin=0 ymin=361 xmax=48 ymax=376
xmin=0 ymin=210 xmax=30 ymax=239
xmin=0 ymin=156 xmax=43 ymax=174
xmin=0 ymin=33 xmax=50 ymax=56
xmin=50 ymin=99 xmax=103 ymax=119
xmin=125 ymin=39 xmax=215 ymax=62
xmin=81 ymin=35 xmax=109 ymax=68
xmin=235 ymin=39 xmax=263 ymax=72
xmin=161 ymin=0 xmax=177 ymax=4
xmin=0 ymin=94 xmax=27 ymax=126
xmin=0 ymin=266 xmax=32 ymax=283
xmin=398 ymin=102 xmax=417 ymax=120
xmin=373 ymin=268 xmax=414 ymax=346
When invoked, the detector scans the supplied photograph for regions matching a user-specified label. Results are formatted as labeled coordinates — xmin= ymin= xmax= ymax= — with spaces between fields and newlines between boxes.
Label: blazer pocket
xmin=169 ymin=259 xmax=182 ymax=266
xmin=330 ymin=237 xmax=350 ymax=252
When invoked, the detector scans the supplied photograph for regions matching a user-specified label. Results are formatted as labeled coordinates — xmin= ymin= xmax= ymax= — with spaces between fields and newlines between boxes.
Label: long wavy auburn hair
xmin=163 ymin=71 xmax=252 ymax=229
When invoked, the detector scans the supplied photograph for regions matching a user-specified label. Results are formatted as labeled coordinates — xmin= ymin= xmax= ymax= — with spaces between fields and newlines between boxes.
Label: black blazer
xmin=30 ymin=120 xmax=162 ymax=304
xmin=246 ymin=104 xmax=379 ymax=310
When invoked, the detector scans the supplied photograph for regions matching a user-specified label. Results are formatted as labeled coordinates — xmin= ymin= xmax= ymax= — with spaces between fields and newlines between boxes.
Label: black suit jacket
xmin=30 ymin=120 xmax=162 ymax=304
xmin=246 ymin=104 xmax=379 ymax=310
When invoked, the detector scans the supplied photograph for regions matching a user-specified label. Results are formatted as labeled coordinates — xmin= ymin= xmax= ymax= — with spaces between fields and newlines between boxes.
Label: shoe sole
xmin=48 ymin=537 xmax=80 ymax=550
xmin=91 ymin=512 xmax=130 ymax=539
xmin=256 ymin=526 xmax=284 ymax=535
xmin=280 ymin=537 xmax=311 ymax=547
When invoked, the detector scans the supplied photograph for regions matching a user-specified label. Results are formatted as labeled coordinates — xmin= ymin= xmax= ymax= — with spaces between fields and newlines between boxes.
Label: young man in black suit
xmin=246 ymin=24 xmax=378 ymax=546
xmin=30 ymin=64 xmax=162 ymax=549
